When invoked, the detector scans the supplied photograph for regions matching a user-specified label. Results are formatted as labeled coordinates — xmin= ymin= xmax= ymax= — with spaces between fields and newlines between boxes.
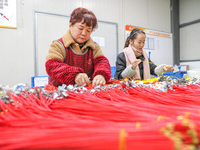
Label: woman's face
xmin=69 ymin=19 xmax=92 ymax=44
xmin=130 ymin=33 xmax=146 ymax=51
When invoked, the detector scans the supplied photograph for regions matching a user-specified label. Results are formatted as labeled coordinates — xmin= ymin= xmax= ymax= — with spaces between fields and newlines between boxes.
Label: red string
xmin=1 ymin=82 xmax=200 ymax=149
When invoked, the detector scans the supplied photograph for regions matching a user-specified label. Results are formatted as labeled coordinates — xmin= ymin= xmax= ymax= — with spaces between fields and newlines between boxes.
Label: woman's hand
xmin=163 ymin=65 xmax=174 ymax=72
xmin=132 ymin=59 xmax=141 ymax=70
xmin=92 ymin=75 xmax=106 ymax=86
xmin=75 ymin=73 xmax=91 ymax=86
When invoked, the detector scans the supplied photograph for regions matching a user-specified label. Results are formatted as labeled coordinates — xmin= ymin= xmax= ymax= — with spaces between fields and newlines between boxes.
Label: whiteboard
xmin=91 ymin=21 xmax=118 ymax=66
xmin=35 ymin=12 xmax=118 ymax=76
xmin=36 ymin=12 xmax=68 ymax=76
xmin=125 ymin=25 xmax=173 ymax=66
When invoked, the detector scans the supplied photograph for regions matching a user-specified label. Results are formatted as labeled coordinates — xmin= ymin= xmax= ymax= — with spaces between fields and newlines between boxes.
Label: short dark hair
xmin=70 ymin=7 xmax=98 ymax=31
xmin=124 ymin=28 xmax=145 ymax=48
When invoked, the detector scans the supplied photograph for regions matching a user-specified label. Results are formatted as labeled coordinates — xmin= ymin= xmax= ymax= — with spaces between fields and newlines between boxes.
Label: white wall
xmin=0 ymin=0 xmax=171 ymax=86
xmin=123 ymin=0 xmax=170 ymax=32
xmin=179 ymin=0 xmax=200 ymax=24
xmin=179 ymin=0 xmax=200 ymax=70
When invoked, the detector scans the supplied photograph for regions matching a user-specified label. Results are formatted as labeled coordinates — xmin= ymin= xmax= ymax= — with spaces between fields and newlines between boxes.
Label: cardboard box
xmin=178 ymin=65 xmax=189 ymax=72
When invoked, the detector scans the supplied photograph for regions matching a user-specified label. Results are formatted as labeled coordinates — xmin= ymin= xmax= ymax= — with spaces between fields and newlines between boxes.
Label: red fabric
xmin=62 ymin=44 xmax=94 ymax=79
xmin=45 ymin=59 xmax=84 ymax=86
xmin=93 ymin=56 xmax=111 ymax=82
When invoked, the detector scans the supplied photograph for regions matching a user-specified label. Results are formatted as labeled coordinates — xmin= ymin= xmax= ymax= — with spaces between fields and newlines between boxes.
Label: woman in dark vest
xmin=45 ymin=7 xmax=111 ymax=86
xmin=114 ymin=28 xmax=174 ymax=80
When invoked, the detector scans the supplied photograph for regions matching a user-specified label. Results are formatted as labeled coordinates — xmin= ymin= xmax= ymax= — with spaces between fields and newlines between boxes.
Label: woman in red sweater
xmin=45 ymin=7 xmax=111 ymax=87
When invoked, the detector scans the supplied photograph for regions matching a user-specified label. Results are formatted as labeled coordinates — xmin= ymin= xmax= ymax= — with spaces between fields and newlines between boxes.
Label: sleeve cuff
xmin=154 ymin=64 xmax=167 ymax=75
xmin=121 ymin=65 xmax=136 ymax=78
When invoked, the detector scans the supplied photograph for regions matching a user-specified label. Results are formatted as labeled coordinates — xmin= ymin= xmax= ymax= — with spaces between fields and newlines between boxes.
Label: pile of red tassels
xmin=1 ymin=79 xmax=200 ymax=150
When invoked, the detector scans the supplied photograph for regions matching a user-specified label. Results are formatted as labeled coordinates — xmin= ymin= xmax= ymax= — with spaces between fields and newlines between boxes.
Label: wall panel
xmin=0 ymin=0 xmax=35 ymax=86
xmin=179 ymin=0 xmax=200 ymax=69
xmin=180 ymin=23 xmax=200 ymax=61
xmin=180 ymin=0 xmax=200 ymax=24
xmin=123 ymin=0 xmax=170 ymax=33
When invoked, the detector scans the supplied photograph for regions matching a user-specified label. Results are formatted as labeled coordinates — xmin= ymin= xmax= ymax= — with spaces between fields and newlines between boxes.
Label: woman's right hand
xmin=132 ymin=59 xmax=141 ymax=70
xmin=75 ymin=73 xmax=91 ymax=86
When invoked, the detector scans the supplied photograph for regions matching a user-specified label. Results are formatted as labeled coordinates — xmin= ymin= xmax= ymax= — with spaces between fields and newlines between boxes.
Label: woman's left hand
xmin=92 ymin=75 xmax=106 ymax=86
xmin=163 ymin=65 xmax=174 ymax=72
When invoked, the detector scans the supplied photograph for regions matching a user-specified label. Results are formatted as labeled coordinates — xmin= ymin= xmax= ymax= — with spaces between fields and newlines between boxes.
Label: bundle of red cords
xmin=0 ymin=79 xmax=200 ymax=150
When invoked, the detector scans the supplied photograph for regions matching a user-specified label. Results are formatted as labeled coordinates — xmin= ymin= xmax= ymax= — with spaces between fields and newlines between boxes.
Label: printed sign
xmin=0 ymin=0 xmax=17 ymax=29
xmin=125 ymin=25 xmax=172 ymax=50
